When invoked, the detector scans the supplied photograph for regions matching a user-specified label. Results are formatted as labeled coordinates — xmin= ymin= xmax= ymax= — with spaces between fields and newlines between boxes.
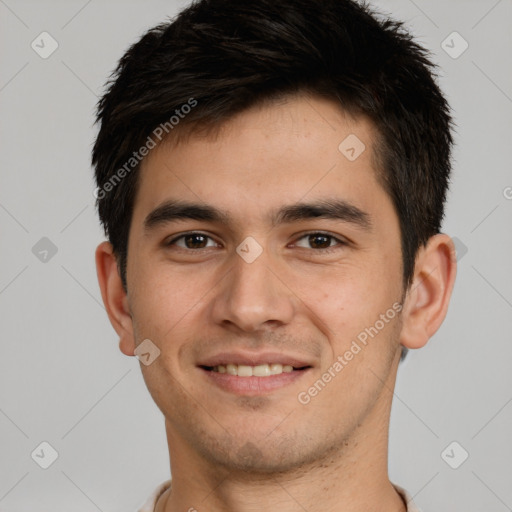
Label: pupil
xmin=309 ymin=234 xmax=330 ymax=249
xmin=185 ymin=234 xmax=207 ymax=248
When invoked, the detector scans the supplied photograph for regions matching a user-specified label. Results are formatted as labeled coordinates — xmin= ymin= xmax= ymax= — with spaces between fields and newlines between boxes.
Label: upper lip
xmin=198 ymin=351 xmax=312 ymax=368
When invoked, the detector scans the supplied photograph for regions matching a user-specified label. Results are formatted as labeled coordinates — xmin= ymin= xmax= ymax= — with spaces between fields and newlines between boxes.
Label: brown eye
xmin=293 ymin=232 xmax=346 ymax=251
xmin=167 ymin=232 xmax=218 ymax=249
xmin=184 ymin=234 xmax=208 ymax=248
xmin=308 ymin=234 xmax=332 ymax=249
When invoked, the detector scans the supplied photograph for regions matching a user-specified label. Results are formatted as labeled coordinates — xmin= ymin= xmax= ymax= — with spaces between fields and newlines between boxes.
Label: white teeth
xmin=237 ymin=365 xmax=252 ymax=377
xmin=212 ymin=363 xmax=299 ymax=377
xmin=226 ymin=364 xmax=237 ymax=375
xmin=269 ymin=363 xmax=283 ymax=375
xmin=253 ymin=364 xmax=270 ymax=377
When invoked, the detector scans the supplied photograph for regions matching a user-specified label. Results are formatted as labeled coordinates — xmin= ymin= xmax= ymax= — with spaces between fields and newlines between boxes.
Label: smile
xmin=200 ymin=364 xmax=311 ymax=395
xmin=209 ymin=363 xmax=298 ymax=377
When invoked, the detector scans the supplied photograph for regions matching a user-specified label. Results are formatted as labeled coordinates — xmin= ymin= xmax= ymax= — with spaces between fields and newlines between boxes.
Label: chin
xmin=199 ymin=435 xmax=332 ymax=476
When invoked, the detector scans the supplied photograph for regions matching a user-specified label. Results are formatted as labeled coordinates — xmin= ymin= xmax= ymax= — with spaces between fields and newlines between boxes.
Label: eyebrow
xmin=273 ymin=199 xmax=372 ymax=230
xmin=143 ymin=198 xmax=372 ymax=233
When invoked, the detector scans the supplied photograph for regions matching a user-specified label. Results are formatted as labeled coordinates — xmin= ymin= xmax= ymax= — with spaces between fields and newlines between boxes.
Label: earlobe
xmin=400 ymin=234 xmax=457 ymax=350
xmin=95 ymin=241 xmax=136 ymax=356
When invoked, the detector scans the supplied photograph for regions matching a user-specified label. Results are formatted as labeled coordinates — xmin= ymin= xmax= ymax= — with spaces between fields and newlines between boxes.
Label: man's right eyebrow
xmin=143 ymin=200 xmax=230 ymax=233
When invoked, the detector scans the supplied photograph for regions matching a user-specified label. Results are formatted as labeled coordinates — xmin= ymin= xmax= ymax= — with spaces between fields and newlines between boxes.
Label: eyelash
xmin=292 ymin=231 xmax=348 ymax=252
xmin=165 ymin=231 xmax=348 ymax=252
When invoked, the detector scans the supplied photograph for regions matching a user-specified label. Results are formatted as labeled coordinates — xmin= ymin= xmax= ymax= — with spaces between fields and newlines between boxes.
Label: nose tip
xmin=211 ymin=252 xmax=295 ymax=333
xmin=221 ymin=306 xmax=285 ymax=333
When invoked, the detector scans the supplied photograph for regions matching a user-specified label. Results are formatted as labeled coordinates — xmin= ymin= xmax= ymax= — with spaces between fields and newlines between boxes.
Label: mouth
xmin=198 ymin=354 xmax=313 ymax=395
xmin=201 ymin=363 xmax=310 ymax=377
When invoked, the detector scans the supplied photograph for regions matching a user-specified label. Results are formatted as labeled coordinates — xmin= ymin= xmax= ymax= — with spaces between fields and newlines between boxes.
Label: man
xmin=93 ymin=0 xmax=457 ymax=510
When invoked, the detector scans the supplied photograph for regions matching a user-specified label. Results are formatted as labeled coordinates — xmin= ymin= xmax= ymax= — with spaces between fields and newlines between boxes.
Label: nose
xmin=210 ymin=247 xmax=296 ymax=333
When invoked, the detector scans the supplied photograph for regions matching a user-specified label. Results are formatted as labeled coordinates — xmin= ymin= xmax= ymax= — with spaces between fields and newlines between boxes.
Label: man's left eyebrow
xmin=272 ymin=199 xmax=373 ymax=231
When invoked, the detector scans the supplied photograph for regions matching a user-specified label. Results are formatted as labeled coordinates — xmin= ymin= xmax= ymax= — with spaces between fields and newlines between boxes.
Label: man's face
xmin=125 ymin=95 xmax=405 ymax=472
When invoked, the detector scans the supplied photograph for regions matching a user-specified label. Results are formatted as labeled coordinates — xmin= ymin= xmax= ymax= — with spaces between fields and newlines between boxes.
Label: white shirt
xmin=137 ymin=481 xmax=422 ymax=511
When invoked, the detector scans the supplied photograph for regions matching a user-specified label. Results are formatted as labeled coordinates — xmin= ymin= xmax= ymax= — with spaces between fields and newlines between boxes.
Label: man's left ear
xmin=400 ymin=233 xmax=457 ymax=349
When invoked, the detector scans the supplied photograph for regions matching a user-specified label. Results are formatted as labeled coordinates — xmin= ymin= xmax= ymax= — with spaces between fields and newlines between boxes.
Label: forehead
xmin=132 ymin=94 xmax=389 ymax=225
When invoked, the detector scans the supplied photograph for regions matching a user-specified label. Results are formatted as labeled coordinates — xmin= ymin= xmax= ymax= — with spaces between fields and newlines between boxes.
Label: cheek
xmin=293 ymin=260 xmax=401 ymax=351
xmin=128 ymin=260 xmax=207 ymax=344
xmin=294 ymin=264 xmax=378 ymax=323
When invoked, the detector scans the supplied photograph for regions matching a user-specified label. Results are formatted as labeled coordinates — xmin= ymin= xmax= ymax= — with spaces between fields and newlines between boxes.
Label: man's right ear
xmin=95 ymin=241 xmax=135 ymax=356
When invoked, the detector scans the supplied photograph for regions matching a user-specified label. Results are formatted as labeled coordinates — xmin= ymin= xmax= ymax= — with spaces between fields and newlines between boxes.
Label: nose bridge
xmin=232 ymin=247 xmax=275 ymax=300
xmin=211 ymin=244 xmax=295 ymax=331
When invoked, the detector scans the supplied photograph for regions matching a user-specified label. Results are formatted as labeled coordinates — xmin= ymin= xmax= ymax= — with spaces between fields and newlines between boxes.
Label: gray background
xmin=1 ymin=0 xmax=511 ymax=510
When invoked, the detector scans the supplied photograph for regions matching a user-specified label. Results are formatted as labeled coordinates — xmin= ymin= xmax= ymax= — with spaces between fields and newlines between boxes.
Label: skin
xmin=96 ymin=94 xmax=457 ymax=512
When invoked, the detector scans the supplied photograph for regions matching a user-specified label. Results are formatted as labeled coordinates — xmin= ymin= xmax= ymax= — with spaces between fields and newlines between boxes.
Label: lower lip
xmin=200 ymin=368 xmax=310 ymax=395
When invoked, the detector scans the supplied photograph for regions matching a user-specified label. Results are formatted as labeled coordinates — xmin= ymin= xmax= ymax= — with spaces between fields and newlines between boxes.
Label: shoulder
xmin=393 ymin=483 xmax=423 ymax=512
xmin=136 ymin=480 xmax=172 ymax=512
